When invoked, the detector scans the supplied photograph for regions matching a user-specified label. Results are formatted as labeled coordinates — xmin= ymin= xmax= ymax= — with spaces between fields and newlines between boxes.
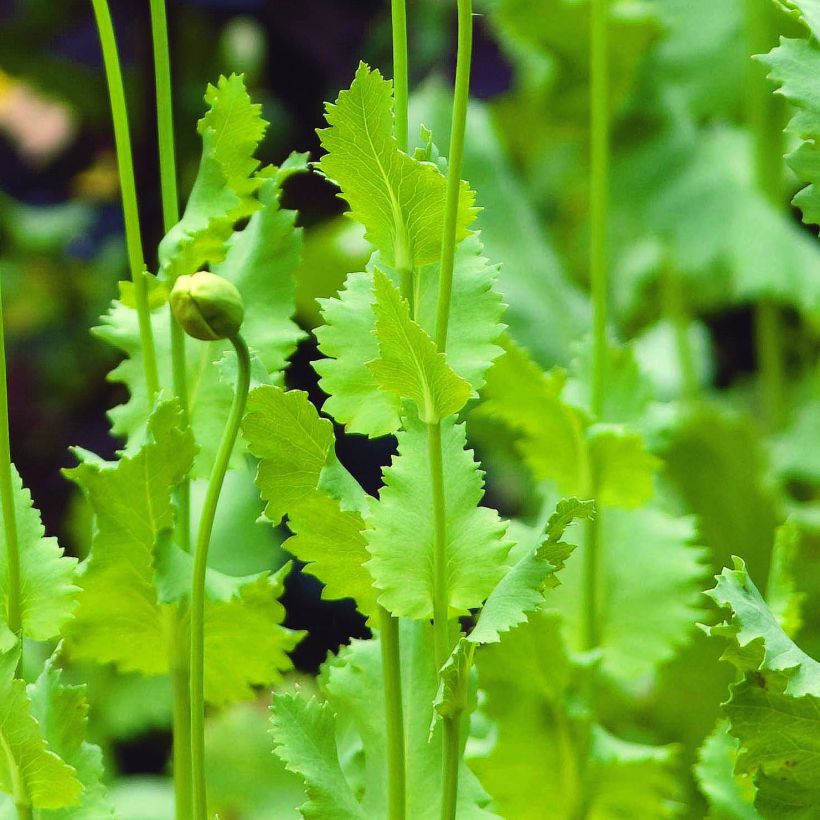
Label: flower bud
xmin=170 ymin=271 xmax=245 ymax=341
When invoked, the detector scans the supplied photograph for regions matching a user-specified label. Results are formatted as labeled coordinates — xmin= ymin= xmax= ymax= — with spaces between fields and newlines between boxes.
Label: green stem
xmin=383 ymin=8 xmax=409 ymax=819
xmin=0 ymin=281 xmax=21 ymax=677
xmin=428 ymin=421 xmax=451 ymax=671
xmin=745 ymin=0 xmax=786 ymax=430
xmin=589 ymin=0 xmax=609 ymax=421
xmin=147 ymin=6 xmax=193 ymax=813
xmin=581 ymin=0 xmax=610 ymax=655
xmin=440 ymin=715 xmax=461 ymax=820
xmin=14 ymin=803 xmax=31 ymax=820
xmin=90 ymin=0 xmax=160 ymax=397
xmin=661 ymin=261 xmax=699 ymax=401
xmin=430 ymin=5 xmax=473 ymax=818
xmin=190 ymin=335 xmax=251 ymax=819
xmin=378 ymin=606 xmax=407 ymax=820
xmin=392 ymin=0 xmax=409 ymax=153
xmin=434 ymin=0 xmax=473 ymax=351
xmin=169 ymin=607 xmax=193 ymax=820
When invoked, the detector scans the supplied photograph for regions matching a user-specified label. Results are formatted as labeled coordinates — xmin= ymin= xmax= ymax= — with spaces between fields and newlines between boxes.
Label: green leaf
xmin=468 ymin=498 xmax=594 ymax=646
xmin=705 ymin=557 xmax=820 ymax=817
xmin=243 ymin=386 xmax=334 ymax=524
xmin=777 ymin=0 xmax=820 ymax=39
xmin=26 ymin=651 xmax=115 ymax=819
xmin=212 ymin=160 xmax=307 ymax=374
xmin=206 ymin=703 xmax=304 ymax=820
xmin=432 ymin=638 xmax=474 ymax=725
xmin=548 ymin=505 xmax=707 ymax=685
xmin=243 ymin=385 xmax=377 ymax=616
xmin=203 ymin=567 xmax=302 ymax=707
xmin=270 ymin=694 xmax=367 ymax=820
xmin=98 ymin=156 xmax=303 ymax=476
xmin=67 ymin=402 xmax=298 ymax=704
xmin=479 ymin=338 xmax=586 ymax=494
xmin=285 ymin=492 xmax=377 ymax=617
xmin=588 ymin=425 xmax=658 ymax=509
xmin=315 ymin=234 xmax=504 ymax=437
xmin=369 ymin=270 xmax=471 ymax=423
xmin=95 ymin=300 xmax=267 ymax=479
xmin=366 ymin=412 xmax=512 ymax=619
xmin=159 ymin=74 xmax=268 ymax=283
xmin=317 ymin=62 xmax=477 ymax=270
xmin=473 ymin=611 xmax=681 ymax=819
xmin=314 ymin=271 xmax=402 ymax=437
xmin=0 ymin=649 xmax=81 ymax=811
xmin=694 ymin=721 xmax=758 ymax=820
xmin=65 ymin=402 xmax=196 ymax=676
xmin=0 ymin=466 xmax=77 ymax=651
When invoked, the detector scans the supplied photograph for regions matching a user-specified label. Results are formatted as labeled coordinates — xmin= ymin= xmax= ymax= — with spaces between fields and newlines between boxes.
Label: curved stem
xmin=0 ymin=280 xmax=21 ymax=677
xmin=169 ymin=606 xmax=193 ymax=820
xmin=434 ymin=0 xmax=473 ymax=351
xmin=378 ymin=606 xmax=406 ymax=820
xmin=189 ymin=335 xmax=251 ymax=819
xmin=90 ymin=0 xmax=160 ymax=397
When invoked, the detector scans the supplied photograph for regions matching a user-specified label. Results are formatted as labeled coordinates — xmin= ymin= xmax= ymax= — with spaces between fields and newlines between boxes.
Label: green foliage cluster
xmin=0 ymin=0 xmax=820 ymax=818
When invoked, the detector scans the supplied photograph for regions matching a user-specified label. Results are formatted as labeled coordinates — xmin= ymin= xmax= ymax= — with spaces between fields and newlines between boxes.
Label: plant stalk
xmin=581 ymin=0 xmax=610 ymax=655
xmin=745 ymin=0 xmax=786 ymax=430
xmin=0 ymin=280 xmax=22 ymax=679
xmin=147 ymin=0 xmax=194 ymax=804
xmin=147 ymin=5 xmax=194 ymax=814
xmin=429 ymin=4 xmax=474 ymax=818
xmin=433 ymin=0 xmax=473 ymax=352
xmin=392 ymin=0 xmax=409 ymax=153
xmin=378 ymin=606 xmax=407 ymax=820
xmin=380 ymin=7 xmax=410 ymax=819
xmin=189 ymin=334 xmax=251 ymax=819
xmin=90 ymin=0 xmax=160 ymax=398
xmin=663 ymin=264 xmax=699 ymax=401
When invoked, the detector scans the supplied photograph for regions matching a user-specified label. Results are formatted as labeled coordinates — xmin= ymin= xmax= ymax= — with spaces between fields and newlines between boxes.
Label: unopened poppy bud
xmin=170 ymin=271 xmax=244 ymax=341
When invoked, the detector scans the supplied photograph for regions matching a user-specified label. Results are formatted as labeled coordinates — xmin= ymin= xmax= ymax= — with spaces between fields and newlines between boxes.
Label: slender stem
xmin=90 ymin=0 xmax=160 ymax=397
xmin=661 ymin=261 xmax=699 ymax=401
xmin=378 ymin=606 xmax=407 ymax=820
xmin=392 ymin=0 xmax=409 ymax=153
xmin=0 ymin=280 xmax=21 ymax=676
xmin=434 ymin=0 xmax=473 ymax=351
xmin=14 ymin=802 xmax=32 ymax=820
xmin=169 ymin=606 xmax=193 ymax=820
xmin=147 ymin=6 xmax=194 ymax=814
xmin=430 ymin=5 xmax=473 ymax=818
xmin=589 ymin=0 xmax=609 ymax=421
xmin=580 ymin=0 xmax=610 ymax=655
xmin=440 ymin=715 xmax=461 ymax=820
xmin=190 ymin=335 xmax=251 ymax=819
xmin=745 ymin=0 xmax=786 ymax=430
xmin=383 ymin=8 xmax=409 ymax=819
xmin=428 ymin=422 xmax=451 ymax=671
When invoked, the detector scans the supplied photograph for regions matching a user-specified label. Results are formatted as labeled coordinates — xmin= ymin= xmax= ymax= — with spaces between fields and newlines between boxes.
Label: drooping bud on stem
xmin=170 ymin=271 xmax=244 ymax=341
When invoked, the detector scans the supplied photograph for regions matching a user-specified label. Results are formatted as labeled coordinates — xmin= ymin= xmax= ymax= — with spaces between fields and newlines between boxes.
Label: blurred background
xmin=2 ymin=0 xmax=820 ymax=815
